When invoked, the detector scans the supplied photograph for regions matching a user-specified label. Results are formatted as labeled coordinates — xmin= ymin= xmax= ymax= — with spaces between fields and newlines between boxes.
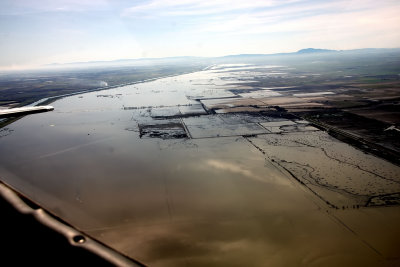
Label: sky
xmin=0 ymin=0 xmax=399 ymax=70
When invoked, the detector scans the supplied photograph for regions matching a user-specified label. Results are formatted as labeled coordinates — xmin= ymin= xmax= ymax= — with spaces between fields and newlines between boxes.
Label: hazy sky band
xmin=0 ymin=0 xmax=399 ymax=70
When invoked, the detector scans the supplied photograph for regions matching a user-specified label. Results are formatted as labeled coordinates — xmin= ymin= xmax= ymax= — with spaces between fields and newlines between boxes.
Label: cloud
xmin=120 ymin=0 xmax=400 ymax=51
xmin=1 ymin=0 xmax=109 ymax=15
xmin=121 ymin=0 xmax=297 ymax=17
xmin=197 ymin=0 xmax=400 ymax=34
xmin=1 ymin=0 xmax=399 ymax=68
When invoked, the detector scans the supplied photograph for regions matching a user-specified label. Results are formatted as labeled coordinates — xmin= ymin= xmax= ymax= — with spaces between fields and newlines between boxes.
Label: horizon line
xmin=1 ymin=47 xmax=400 ymax=72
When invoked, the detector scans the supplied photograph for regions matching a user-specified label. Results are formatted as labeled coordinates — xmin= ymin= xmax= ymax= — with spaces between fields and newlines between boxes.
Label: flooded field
xmin=0 ymin=65 xmax=400 ymax=266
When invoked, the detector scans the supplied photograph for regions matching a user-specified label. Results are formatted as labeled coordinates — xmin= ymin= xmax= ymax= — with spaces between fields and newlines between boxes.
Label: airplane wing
xmin=0 ymin=106 xmax=54 ymax=118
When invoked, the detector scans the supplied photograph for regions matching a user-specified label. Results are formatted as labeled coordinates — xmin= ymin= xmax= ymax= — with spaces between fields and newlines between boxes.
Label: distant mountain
xmin=43 ymin=48 xmax=400 ymax=70
xmin=296 ymin=48 xmax=336 ymax=54
xmin=46 ymin=56 xmax=202 ymax=66
xmin=216 ymin=48 xmax=337 ymax=59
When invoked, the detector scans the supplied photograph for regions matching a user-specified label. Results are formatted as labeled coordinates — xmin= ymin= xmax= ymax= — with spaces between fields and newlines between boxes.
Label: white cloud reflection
xmin=205 ymin=159 xmax=289 ymax=185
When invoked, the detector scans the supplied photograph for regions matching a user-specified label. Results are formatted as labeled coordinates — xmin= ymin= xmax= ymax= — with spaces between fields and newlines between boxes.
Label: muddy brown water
xmin=0 ymin=67 xmax=399 ymax=266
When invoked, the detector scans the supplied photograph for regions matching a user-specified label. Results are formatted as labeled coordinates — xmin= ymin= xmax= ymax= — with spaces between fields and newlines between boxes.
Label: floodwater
xmin=0 ymin=66 xmax=400 ymax=266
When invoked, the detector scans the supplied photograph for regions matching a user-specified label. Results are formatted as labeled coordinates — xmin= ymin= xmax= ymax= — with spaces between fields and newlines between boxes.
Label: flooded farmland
xmin=0 ymin=64 xmax=400 ymax=266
